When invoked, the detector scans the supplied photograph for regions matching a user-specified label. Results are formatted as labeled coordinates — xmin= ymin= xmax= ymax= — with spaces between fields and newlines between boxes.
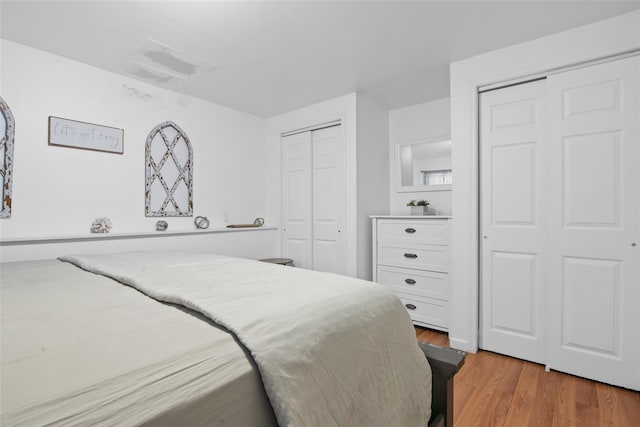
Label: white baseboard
xmin=449 ymin=337 xmax=474 ymax=353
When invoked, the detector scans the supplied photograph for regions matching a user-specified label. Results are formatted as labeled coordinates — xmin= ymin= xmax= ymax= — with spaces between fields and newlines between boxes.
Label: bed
xmin=1 ymin=252 xmax=464 ymax=426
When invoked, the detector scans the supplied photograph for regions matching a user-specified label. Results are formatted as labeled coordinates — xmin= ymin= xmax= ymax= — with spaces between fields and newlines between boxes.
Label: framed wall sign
xmin=48 ymin=116 xmax=124 ymax=154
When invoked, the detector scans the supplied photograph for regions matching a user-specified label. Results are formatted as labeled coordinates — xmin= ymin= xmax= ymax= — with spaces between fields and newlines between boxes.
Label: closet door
xmin=282 ymin=132 xmax=313 ymax=269
xmin=546 ymin=56 xmax=639 ymax=389
xmin=281 ymin=125 xmax=346 ymax=274
xmin=479 ymin=80 xmax=547 ymax=363
xmin=311 ymin=125 xmax=346 ymax=274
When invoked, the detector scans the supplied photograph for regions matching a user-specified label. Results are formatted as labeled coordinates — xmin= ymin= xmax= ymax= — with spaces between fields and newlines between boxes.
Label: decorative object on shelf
xmin=259 ymin=257 xmax=294 ymax=266
xmin=90 ymin=217 xmax=112 ymax=233
xmin=407 ymin=200 xmax=430 ymax=216
xmin=155 ymin=220 xmax=168 ymax=231
xmin=194 ymin=216 xmax=210 ymax=229
xmin=0 ymin=96 xmax=15 ymax=218
xmin=48 ymin=116 xmax=124 ymax=154
xmin=145 ymin=121 xmax=193 ymax=217
xmin=226 ymin=217 xmax=265 ymax=228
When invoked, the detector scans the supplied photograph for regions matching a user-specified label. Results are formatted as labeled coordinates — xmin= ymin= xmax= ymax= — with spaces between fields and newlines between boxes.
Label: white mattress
xmin=0 ymin=260 xmax=277 ymax=426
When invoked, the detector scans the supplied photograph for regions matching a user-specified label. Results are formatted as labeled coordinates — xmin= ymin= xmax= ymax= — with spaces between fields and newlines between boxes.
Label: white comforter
xmin=61 ymin=252 xmax=431 ymax=427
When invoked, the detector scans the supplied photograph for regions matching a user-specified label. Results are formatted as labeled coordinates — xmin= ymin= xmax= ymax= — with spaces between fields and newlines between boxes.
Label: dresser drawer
xmin=377 ymin=266 xmax=448 ymax=300
xmin=377 ymin=243 xmax=448 ymax=273
xmin=396 ymin=292 xmax=449 ymax=330
xmin=377 ymin=219 xmax=449 ymax=245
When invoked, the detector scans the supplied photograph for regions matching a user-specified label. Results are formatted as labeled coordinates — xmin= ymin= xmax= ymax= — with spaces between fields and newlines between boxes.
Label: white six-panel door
xmin=311 ymin=125 xmax=346 ymax=274
xmin=479 ymin=56 xmax=639 ymax=390
xmin=546 ymin=56 xmax=639 ymax=389
xmin=479 ymin=80 xmax=548 ymax=364
xmin=282 ymin=132 xmax=313 ymax=269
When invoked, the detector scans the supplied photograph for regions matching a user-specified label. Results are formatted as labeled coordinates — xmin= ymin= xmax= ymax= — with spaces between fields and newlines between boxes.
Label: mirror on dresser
xmin=397 ymin=137 xmax=452 ymax=192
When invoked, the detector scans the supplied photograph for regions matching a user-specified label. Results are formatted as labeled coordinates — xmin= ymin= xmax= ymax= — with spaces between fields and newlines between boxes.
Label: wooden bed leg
xmin=419 ymin=342 xmax=466 ymax=427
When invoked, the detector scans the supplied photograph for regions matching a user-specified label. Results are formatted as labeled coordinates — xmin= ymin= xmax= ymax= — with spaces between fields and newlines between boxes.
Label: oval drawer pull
xmin=405 ymin=303 xmax=417 ymax=310
xmin=404 ymin=228 xmax=416 ymax=234
xmin=404 ymin=253 xmax=418 ymax=259
xmin=405 ymin=278 xmax=416 ymax=285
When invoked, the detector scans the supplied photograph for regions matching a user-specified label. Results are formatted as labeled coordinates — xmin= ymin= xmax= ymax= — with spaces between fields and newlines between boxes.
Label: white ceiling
xmin=2 ymin=1 xmax=639 ymax=117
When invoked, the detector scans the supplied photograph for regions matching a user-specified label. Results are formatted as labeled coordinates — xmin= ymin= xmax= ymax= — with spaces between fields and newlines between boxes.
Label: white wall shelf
xmin=370 ymin=215 xmax=452 ymax=220
xmin=0 ymin=226 xmax=278 ymax=245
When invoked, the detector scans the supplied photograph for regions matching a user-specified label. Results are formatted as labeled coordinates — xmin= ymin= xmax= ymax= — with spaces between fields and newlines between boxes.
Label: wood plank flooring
xmin=415 ymin=327 xmax=640 ymax=427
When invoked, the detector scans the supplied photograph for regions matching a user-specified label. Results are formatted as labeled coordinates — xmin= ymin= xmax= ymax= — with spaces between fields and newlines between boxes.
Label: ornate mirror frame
xmin=145 ymin=121 xmax=193 ymax=217
xmin=0 ymin=97 xmax=15 ymax=218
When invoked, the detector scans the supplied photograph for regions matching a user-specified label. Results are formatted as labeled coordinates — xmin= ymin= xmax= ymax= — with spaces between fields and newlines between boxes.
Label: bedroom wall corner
xmin=0 ymin=39 xmax=275 ymax=260
xmin=355 ymin=94 xmax=389 ymax=281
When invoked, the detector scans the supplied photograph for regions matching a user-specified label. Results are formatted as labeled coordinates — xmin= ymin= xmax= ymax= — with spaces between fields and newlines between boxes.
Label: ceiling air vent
xmin=126 ymin=61 xmax=175 ymax=83
xmin=130 ymin=39 xmax=215 ymax=81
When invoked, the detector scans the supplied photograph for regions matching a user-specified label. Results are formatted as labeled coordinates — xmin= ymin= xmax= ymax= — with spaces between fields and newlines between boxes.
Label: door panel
xmin=479 ymin=80 xmax=547 ymax=364
xmin=311 ymin=125 xmax=346 ymax=274
xmin=562 ymin=78 xmax=621 ymax=118
xmin=561 ymin=257 xmax=620 ymax=355
xmin=491 ymin=142 xmax=537 ymax=225
xmin=313 ymin=167 xmax=336 ymax=221
xmin=282 ymin=132 xmax=312 ymax=269
xmin=286 ymin=170 xmax=308 ymax=221
xmin=490 ymin=97 xmax=538 ymax=132
xmin=286 ymin=239 xmax=308 ymax=269
xmin=563 ymin=131 xmax=620 ymax=227
xmin=546 ymin=56 xmax=639 ymax=389
xmin=490 ymin=251 xmax=537 ymax=337
xmin=313 ymin=240 xmax=338 ymax=273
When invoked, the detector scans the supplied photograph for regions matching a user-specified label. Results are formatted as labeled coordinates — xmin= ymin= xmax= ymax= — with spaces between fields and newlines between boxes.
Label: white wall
xmin=0 ymin=40 xmax=277 ymax=259
xmin=388 ymin=98 xmax=451 ymax=215
xmin=449 ymin=10 xmax=640 ymax=352
xmin=356 ymin=94 xmax=389 ymax=280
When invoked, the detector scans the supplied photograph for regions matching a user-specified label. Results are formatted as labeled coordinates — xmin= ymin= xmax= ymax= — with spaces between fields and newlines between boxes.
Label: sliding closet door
xmin=311 ymin=125 xmax=346 ymax=274
xmin=479 ymin=80 xmax=547 ymax=363
xmin=282 ymin=132 xmax=313 ymax=269
xmin=281 ymin=125 xmax=346 ymax=274
xmin=546 ymin=56 xmax=639 ymax=389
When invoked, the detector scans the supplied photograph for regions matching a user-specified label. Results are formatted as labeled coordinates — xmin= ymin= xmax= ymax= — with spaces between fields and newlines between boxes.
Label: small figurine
xmin=90 ymin=217 xmax=112 ymax=233
xmin=194 ymin=216 xmax=210 ymax=229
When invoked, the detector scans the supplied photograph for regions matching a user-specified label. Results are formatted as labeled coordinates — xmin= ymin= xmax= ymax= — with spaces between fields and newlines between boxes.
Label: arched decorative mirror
xmin=0 ymin=96 xmax=15 ymax=218
xmin=397 ymin=137 xmax=452 ymax=192
xmin=145 ymin=121 xmax=193 ymax=217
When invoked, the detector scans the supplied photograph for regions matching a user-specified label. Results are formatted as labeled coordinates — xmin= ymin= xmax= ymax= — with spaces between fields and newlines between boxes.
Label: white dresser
xmin=371 ymin=216 xmax=452 ymax=331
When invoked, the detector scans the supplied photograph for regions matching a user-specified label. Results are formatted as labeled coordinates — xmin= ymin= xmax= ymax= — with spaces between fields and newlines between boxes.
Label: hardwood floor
xmin=415 ymin=327 xmax=640 ymax=427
